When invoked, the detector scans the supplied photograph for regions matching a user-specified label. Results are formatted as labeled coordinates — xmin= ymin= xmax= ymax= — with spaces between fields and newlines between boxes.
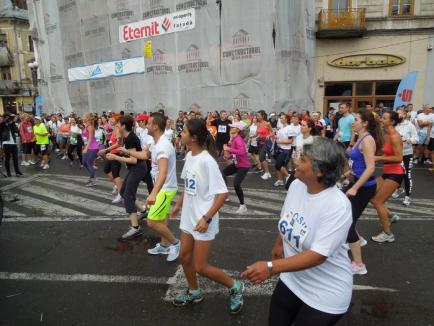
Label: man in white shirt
xmin=415 ymin=105 xmax=433 ymax=164
xmin=145 ymin=112 xmax=180 ymax=262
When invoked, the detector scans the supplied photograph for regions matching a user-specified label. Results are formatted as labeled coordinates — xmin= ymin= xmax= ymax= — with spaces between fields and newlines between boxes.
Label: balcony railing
xmin=317 ymin=8 xmax=367 ymax=38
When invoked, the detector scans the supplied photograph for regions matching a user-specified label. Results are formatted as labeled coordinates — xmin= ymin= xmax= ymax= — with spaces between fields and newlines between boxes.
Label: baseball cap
xmin=34 ymin=116 xmax=42 ymax=120
xmin=229 ymin=121 xmax=247 ymax=131
xmin=135 ymin=113 xmax=149 ymax=122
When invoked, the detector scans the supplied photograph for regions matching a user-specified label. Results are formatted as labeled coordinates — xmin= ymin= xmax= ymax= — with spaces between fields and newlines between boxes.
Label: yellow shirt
xmin=33 ymin=124 xmax=49 ymax=145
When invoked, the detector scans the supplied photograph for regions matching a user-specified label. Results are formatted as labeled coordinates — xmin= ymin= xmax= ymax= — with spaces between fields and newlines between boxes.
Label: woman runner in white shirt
xmin=170 ymin=119 xmax=245 ymax=315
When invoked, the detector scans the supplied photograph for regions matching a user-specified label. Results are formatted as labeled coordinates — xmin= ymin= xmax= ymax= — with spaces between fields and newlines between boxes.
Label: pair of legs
xmin=82 ymin=149 xmax=98 ymax=179
xmin=348 ymin=184 xmax=376 ymax=264
xmin=370 ymin=176 xmax=401 ymax=233
xmin=146 ymin=191 xmax=178 ymax=246
xmin=275 ymin=149 xmax=291 ymax=181
xmin=222 ymin=164 xmax=249 ymax=205
xmin=67 ymin=144 xmax=83 ymax=164
xmin=104 ymin=160 xmax=123 ymax=191
xmin=3 ymin=144 xmax=21 ymax=176
xmin=21 ymin=142 xmax=34 ymax=163
xmin=120 ymin=163 xmax=147 ymax=227
xmin=248 ymin=146 xmax=261 ymax=169
xmin=258 ymin=141 xmax=270 ymax=174
xmin=34 ymin=144 xmax=49 ymax=166
xmin=269 ymin=280 xmax=344 ymax=326
xmin=179 ymin=232 xmax=234 ymax=290
xmin=402 ymin=155 xmax=413 ymax=197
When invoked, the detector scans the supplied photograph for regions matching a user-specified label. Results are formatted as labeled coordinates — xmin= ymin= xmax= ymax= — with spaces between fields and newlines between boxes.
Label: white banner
xmin=119 ymin=8 xmax=195 ymax=43
xmin=67 ymin=57 xmax=145 ymax=82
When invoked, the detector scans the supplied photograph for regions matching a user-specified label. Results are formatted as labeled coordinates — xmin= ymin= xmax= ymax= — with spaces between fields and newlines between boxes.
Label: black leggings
xmin=3 ymin=144 xmax=19 ymax=175
xmin=222 ymin=164 xmax=249 ymax=205
xmin=402 ymin=155 xmax=413 ymax=197
xmin=347 ymin=184 xmax=376 ymax=243
xmin=269 ymin=280 xmax=344 ymax=326
xmin=67 ymin=144 xmax=83 ymax=164
xmin=120 ymin=161 xmax=147 ymax=214
xmin=143 ymin=160 xmax=154 ymax=194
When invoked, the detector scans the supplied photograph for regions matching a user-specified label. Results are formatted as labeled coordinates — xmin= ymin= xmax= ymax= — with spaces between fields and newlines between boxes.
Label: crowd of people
xmin=0 ymin=102 xmax=433 ymax=324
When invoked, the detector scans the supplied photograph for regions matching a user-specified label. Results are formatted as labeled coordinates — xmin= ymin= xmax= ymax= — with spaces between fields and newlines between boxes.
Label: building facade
xmin=315 ymin=0 xmax=434 ymax=113
xmin=0 ymin=0 xmax=34 ymax=115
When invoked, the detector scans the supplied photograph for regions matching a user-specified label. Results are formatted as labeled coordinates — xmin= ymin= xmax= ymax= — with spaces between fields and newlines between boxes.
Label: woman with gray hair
xmin=242 ymin=137 xmax=352 ymax=325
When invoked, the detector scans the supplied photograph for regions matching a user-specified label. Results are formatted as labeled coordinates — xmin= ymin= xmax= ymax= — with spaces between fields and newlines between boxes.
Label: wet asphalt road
xmin=0 ymin=157 xmax=433 ymax=326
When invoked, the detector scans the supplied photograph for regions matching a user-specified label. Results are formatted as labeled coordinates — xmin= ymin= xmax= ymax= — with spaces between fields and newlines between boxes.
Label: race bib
xmin=82 ymin=136 xmax=88 ymax=145
xmin=231 ymin=154 xmax=238 ymax=165
xmin=27 ymin=126 xmax=32 ymax=133
xmin=279 ymin=211 xmax=309 ymax=252
xmin=218 ymin=125 xmax=227 ymax=133
xmin=184 ymin=173 xmax=197 ymax=196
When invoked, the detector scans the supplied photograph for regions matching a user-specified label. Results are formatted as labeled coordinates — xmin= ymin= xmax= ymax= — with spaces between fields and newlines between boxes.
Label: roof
xmin=0 ymin=0 xmax=28 ymax=21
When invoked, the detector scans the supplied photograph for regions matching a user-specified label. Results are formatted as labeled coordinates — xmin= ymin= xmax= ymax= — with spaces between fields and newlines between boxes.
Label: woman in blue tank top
xmin=345 ymin=109 xmax=382 ymax=275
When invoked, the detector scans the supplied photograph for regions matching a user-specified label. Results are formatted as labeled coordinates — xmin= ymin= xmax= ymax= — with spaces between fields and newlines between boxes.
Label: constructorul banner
xmin=67 ymin=57 xmax=145 ymax=82
xmin=119 ymin=8 xmax=195 ymax=43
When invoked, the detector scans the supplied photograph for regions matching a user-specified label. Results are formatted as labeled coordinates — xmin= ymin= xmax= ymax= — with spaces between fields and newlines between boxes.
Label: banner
xmin=67 ymin=57 xmax=145 ymax=82
xmin=393 ymin=71 xmax=418 ymax=110
xmin=119 ymin=8 xmax=195 ymax=43
xmin=35 ymin=95 xmax=43 ymax=116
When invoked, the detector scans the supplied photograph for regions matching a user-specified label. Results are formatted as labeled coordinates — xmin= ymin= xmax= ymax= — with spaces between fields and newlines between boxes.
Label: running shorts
xmin=382 ymin=173 xmax=403 ymax=185
xmin=22 ymin=142 xmax=34 ymax=154
xmin=147 ymin=191 xmax=177 ymax=221
xmin=34 ymin=144 xmax=48 ymax=155
xmin=103 ymin=160 xmax=122 ymax=178
xmin=428 ymin=138 xmax=434 ymax=151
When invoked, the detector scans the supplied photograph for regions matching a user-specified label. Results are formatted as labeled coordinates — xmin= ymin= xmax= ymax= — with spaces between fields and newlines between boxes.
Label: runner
xmin=81 ymin=113 xmax=99 ymax=187
xmin=18 ymin=113 xmax=35 ymax=166
xmin=273 ymin=114 xmax=294 ymax=186
xmin=371 ymin=111 xmax=404 ymax=243
xmin=67 ymin=117 xmax=83 ymax=167
xmin=145 ymin=112 xmax=180 ymax=262
xmin=394 ymin=107 xmax=419 ymax=206
xmin=222 ymin=121 xmax=250 ymax=214
xmin=0 ymin=114 xmax=22 ymax=177
xmin=247 ymin=116 xmax=261 ymax=172
xmin=345 ymin=109 xmax=381 ymax=275
xmin=256 ymin=110 xmax=273 ymax=180
xmin=211 ymin=110 xmax=231 ymax=157
xmin=242 ymin=137 xmax=351 ymax=326
xmin=170 ymin=118 xmax=244 ymax=314
xmin=106 ymin=115 xmax=146 ymax=240
xmin=33 ymin=116 xmax=50 ymax=170
xmin=414 ymin=105 xmax=431 ymax=165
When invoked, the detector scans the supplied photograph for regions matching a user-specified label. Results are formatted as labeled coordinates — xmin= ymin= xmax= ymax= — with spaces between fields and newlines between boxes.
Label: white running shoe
xmin=29 ymin=160 xmax=37 ymax=165
xmin=424 ymin=159 xmax=433 ymax=165
xmin=111 ymin=185 xmax=118 ymax=196
xmin=402 ymin=196 xmax=411 ymax=206
xmin=112 ymin=193 xmax=123 ymax=204
xmin=371 ymin=231 xmax=395 ymax=243
xmin=167 ymin=241 xmax=180 ymax=262
xmin=391 ymin=189 xmax=400 ymax=199
xmin=40 ymin=162 xmax=45 ymax=167
xmin=236 ymin=204 xmax=248 ymax=214
xmin=121 ymin=226 xmax=143 ymax=240
xmin=42 ymin=164 xmax=50 ymax=170
xmin=273 ymin=180 xmax=284 ymax=187
xmin=351 ymin=261 xmax=368 ymax=275
xmin=390 ymin=214 xmax=400 ymax=224
xmin=261 ymin=172 xmax=271 ymax=180
xmin=61 ymin=155 xmax=68 ymax=160
xmin=21 ymin=161 xmax=30 ymax=166
xmin=147 ymin=243 xmax=170 ymax=255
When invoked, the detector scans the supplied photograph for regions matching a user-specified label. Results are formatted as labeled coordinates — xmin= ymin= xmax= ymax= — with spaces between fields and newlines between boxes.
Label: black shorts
xmin=104 ymin=160 xmax=122 ymax=178
xmin=382 ymin=173 xmax=403 ymax=185
xmin=34 ymin=144 xmax=48 ymax=156
xmin=22 ymin=142 xmax=34 ymax=154
xmin=248 ymin=145 xmax=258 ymax=154
xmin=429 ymin=138 xmax=434 ymax=151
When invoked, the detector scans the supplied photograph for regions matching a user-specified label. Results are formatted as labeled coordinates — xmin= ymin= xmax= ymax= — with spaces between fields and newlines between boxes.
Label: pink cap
xmin=229 ymin=121 xmax=247 ymax=131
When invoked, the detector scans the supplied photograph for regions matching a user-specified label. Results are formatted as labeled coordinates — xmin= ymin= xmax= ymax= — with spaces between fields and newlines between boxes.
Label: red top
xmin=383 ymin=130 xmax=404 ymax=175
xmin=257 ymin=123 xmax=270 ymax=138
xmin=109 ymin=132 xmax=122 ymax=155
xmin=19 ymin=120 xmax=34 ymax=143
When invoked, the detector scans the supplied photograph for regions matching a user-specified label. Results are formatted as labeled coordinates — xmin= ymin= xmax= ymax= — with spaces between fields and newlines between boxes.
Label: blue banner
xmin=393 ymin=71 xmax=418 ymax=110
xmin=35 ymin=95 xmax=43 ymax=116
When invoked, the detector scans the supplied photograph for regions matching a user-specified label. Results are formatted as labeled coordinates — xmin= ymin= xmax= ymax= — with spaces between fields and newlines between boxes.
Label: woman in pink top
xmin=223 ymin=121 xmax=250 ymax=214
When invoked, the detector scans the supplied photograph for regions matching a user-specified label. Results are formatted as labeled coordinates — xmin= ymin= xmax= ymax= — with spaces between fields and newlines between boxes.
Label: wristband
xmin=203 ymin=215 xmax=212 ymax=224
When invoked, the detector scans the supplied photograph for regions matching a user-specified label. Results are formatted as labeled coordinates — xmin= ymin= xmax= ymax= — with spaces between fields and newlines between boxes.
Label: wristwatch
xmin=267 ymin=261 xmax=273 ymax=275
xmin=203 ymin=215 xmax=212 ymax=224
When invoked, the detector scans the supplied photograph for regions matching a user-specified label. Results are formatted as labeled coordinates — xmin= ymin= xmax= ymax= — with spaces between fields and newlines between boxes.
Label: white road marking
xmin=3 ymin=207 xmax=25 ymax=216
xmin=0 ymin=270 xmax=398 ymax=296
xmin=3 ymin=216 xmax=434 ymax=223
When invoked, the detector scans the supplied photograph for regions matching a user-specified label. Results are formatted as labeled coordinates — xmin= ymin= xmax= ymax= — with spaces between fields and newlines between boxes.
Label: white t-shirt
xmin=150 ymin=136 xmax=177 ymax=192
xmin=180 ymin=151 xmax=228 ymax=241
xmin=164 ymin=128 xmax=174 ymax=142
xmin=248 ymin=124 xmax=258 ymax=147
xmin=287 ymin=124 xmax=301 ymax=146
xmin=429 ymin=113 xmax=434 ymax=138
xmin=47 ymin=120 xmax=59 ymax=134
xmin=136 ymin=127 xmax=154 ymax=151
xmin=416 ymin=112 xmax=431 ymax=131
xmin=276 ymin=125 xmax=293 ymax=150
xmin=279 ymin=179 xmax=352 ymax=314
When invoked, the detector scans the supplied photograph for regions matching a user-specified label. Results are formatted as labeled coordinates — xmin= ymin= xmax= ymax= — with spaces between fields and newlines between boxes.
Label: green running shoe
xmin=173 ymin=289 xmax=204 ymax=307
xmin=229 ymin=280 xmax=244 ymax=314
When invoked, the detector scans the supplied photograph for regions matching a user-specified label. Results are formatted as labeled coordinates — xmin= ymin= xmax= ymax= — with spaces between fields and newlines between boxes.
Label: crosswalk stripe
xmin=3 ymin=207 xmax=25 ymax=216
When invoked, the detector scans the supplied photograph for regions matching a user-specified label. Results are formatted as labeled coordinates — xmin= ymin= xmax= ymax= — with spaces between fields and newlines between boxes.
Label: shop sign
xmin=328 ymin=54 xmax=405 ymax=69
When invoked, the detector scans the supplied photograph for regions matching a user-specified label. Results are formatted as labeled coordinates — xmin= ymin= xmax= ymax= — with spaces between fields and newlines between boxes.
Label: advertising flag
xmin=393 ymin=71 xmax=418 ymax=110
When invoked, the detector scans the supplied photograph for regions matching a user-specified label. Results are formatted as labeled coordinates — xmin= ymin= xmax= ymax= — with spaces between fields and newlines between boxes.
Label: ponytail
xmin=205 ymin=131 xmax=218 ymax=158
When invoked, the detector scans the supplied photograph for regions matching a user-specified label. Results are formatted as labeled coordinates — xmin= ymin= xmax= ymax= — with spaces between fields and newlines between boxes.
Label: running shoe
xmin=29 ymin=160 xmax=37 ymax=165
xmin=351 ymin=261 xmax=368 ymax=275
xmin=273 ymin=180 xmax=284 ymax=186
xmin=391 ymin=189 xmax=400 ymax=199
xmin=402 ymin=196 xmax=411 ymax=206
xmin=360 ymin=237 xmax=367 ymax=247
xmin=147 ymin=243 xmax=170 ymax=255
xmin=167 ymin=241 xmax=180 ymax=262
xmin=93 ymin=165 xmax=98 ymax=170
xmin=61 ymin=155 xmax=68 ymax=160
xmin=40 ymin=161 xmax=45 ymax=167
xmin=121 ymin=226 xmax=143 ymax=240
xmin=42 ymin=164 xmax=50 ymax=170
xmin=229 ymin=280 xmax=244 ymax=314
xmin=85 ymin=179 xmax=96 ymax=187
xmin=424 ymin=159 xmax=433 ymax=165
xmin=138 ymin=210 xmax=148 ymax=222
xmin=390 ymin=214 xmax=400 ymax=224
xmin=112 ymin=193 xmax=123 ymax=204
xmin=261 ymin=172 xmax=271 ymax=180
xmin=55 ymin=148 xmax=60 ymax=153
xmin=371 ymin=231 xmax=395 ymax=243
xmin=20 ymin=161 xmax=30 ymax=166
xmin=236 ymin=204 xmax=247 ymax=214
xmin=173 ymin=289 xmax=204 ymax=307
xmin=111 ymin=185 xmax=118 ymax=196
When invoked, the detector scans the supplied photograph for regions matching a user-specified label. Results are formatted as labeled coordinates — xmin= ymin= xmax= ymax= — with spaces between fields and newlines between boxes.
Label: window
xmin=325 ymin=82 xmax=353 ymax=96
xmin=376 ymin=81 xmax=399 ymax=95
xmin=356 ymin=82 xmax=373 ymax=96
xmin=1 ymin=67 xmax=11 ymax=80
xmin=329 ymin=0 xmax=352 ymax=11
xmin=390 ymin=0 xmax=414 ymax=16
xmin=28 ymin=35 xmax=34 ymax=52
xmin=0 ymin=34 xmax=7 ymax=47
